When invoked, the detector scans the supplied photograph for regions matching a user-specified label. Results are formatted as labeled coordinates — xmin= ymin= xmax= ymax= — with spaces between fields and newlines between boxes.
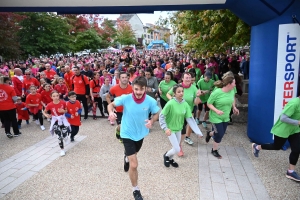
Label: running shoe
xmin=286 ymin=171 xmax=300 ymax=182
xmin=40 ymin=125 xmax=46 ymax=131
xmin=133 ymin=190 xmax=143 ymax=200
xmin=6 ymin=133 xmax=13 ymax=139
xmin=14 ymin=132 xmax=22 ymax=137
xmin=26 ymin=120 xmax=29 ymax=125
xmin=196 ymin=118 xmax=200 ymax=125
xmin=93 ymin=115 xmax=97 ymax=120
xmin=205 ymin=131 xmax=212 ymax=143
xmin=35 ymin=120 xmax=40 ymax=125
xmin=211 ymin=149 xmax=222 ymax=159
xmin=184 ymin=137 xmax=194 ymax=145
xmin=124 ymin=155 xmax=129 ymax=172
xmin=178 ymin=145 xmax=184 ymax=157
xmin=169 ymin=159 xmax=179 ymax=168
xmin=202 ymin=121 xmax=207 ymax=128
xmin=60 ymin=150 xmax=66 ymax=157
xmin=252 ymin=143 xmax=260 ymax=157
xmin=163 ymin=152 xmax=170 ymax=167
xmin=115 ymin=127 xmax=120 ymax=139
xmin=18 ymin=125 xmax=21 ymax=129
xmin=70 ymin=137 xmax=75 ymax=142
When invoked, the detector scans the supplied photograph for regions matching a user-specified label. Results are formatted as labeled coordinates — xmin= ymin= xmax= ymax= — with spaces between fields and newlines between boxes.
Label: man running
xmin=108 ymin=76 xmax=160 ymax=200
xmin=106 ymin=72 xmax=132 ymax=142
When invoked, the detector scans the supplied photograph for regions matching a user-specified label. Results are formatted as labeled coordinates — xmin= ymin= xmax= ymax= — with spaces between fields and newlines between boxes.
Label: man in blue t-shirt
xmin=108 ymin=76 xmax=160 ymax=200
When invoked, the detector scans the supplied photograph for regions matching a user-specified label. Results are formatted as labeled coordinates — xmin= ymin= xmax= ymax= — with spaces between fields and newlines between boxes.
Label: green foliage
xmin=73 ymin=28 xmax=104 ymax=52
xmin=114 ymin=20 xmax=137 ymax=46
xmin=18 ymin=12 xmax=72 ymax=57
xmin=157 ymin=10 xmax=250 ymax=53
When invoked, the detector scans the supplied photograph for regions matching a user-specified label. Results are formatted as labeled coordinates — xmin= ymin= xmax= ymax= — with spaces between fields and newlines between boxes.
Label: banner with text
xmin=274 ymin=24 xmax=300 ymax=123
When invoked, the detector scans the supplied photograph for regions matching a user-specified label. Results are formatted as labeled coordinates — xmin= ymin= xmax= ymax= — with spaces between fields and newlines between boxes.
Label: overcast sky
xmin=101 ymin=11 xmax=171 ymax=25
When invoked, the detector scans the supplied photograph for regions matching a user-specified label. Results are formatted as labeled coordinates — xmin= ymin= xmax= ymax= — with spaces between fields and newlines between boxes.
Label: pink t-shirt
xmin=154 ymin=68 xmax=164 ymax=81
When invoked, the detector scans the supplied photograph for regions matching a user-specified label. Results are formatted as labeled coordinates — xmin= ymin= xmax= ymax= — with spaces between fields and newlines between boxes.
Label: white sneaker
xmin=35 ymin=120 xmax=40 ymax=125
xmin=184 ymin=137 xmax=194 ymax=145
xmin=60 ymin=150 xmax=65 ymax=157
xmin=40 ymin=125 xmax=45 ymax=131
xmin=47 ymin=118 xmax=51 ymax=122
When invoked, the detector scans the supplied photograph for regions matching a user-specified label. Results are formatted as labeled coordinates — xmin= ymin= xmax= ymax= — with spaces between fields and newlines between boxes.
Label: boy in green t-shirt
xmin=160 ymin=84 xmax=202 ymax=168
xmin=252 ymin=97 xmax=300 ymax=182
xmin=196 ymin=71 xmax=215 ymax=128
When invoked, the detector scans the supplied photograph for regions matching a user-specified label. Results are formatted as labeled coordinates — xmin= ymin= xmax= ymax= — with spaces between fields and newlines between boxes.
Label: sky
xmin=101 ymin=11 xmax=170 ymax=25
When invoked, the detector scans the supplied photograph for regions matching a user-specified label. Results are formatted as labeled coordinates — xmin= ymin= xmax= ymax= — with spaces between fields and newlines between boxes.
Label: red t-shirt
xmin=11 ymin=76 xmax=22 ymax=96
xmin=41 ymin=89 xmax=53 ymax=105
xmin=26 ymin=93 xmax=43 ymax=113
xmin=0 ymin=84 xmax=16 ymax=110
xmin=72 ymin=75 xmax=89 ymax=95
xmin=66 ymin=100 xmax=81 ymax=126
xmin=15 ymin=102 xmax=29 ymax=120
xmin=109 ymin=84 xmax=132 ymax=113
xmin=45 ymin=100 xmax=66 ymax=116
xmin=64 ymin=71 xmax=74 ymax=90
xmin=22 ymin=77 xmax=40 ymax=95
xmin=44 ymin=69 xmax=57 ymax=80
xmin=90 ymin=79 xmax=101 ymax=94
xmin=54 ymin=84 xmax=68 ymax=96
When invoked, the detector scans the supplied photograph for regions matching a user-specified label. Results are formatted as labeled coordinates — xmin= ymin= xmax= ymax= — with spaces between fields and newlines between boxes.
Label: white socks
xmin=132 ymin=186 xmax=139 ymax=191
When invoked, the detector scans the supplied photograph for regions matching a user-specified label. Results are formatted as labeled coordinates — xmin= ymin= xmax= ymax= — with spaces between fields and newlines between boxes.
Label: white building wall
xmin=128 ymin=15 xmax=144 ymax=40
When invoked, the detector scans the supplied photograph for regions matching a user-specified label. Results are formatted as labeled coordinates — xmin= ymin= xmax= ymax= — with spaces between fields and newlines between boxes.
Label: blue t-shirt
xmin=114 ymin=94 xmax=160 ymax=141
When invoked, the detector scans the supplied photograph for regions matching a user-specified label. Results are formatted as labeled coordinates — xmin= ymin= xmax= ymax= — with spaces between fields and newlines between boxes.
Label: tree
xmin=0 ymin=12 xmax=25 ymax=59
xmin=93 ymin=18 xmax=116 ymax=48
xmin=73 ymin=28 xmax=104 ymax=52
xmin=114 ymin=20 xmax=137 ymax=47
xmin=18 ymin=12 xmax=73 ymax=57
xmin=157 ymin=10 xmax=250 ymax=53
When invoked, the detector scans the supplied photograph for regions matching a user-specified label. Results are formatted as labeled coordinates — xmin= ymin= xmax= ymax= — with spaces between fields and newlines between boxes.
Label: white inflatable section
xmin=0 ymin=0 xmax=226 ymax=7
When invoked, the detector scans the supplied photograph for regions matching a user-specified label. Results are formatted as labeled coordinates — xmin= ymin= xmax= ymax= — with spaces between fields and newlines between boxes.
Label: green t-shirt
xmin=207 ymin=88 xmax=235 ymax=123
xmin=197 ymin=79 xmax=215 ymax=103
xmin=158 ymin=80 xmax=177 ymax=102
xmin=200 ymin=73 xmax=219 ymax=81
xmin=161 ymin=99 xmax=192 ymax=132
xmin=271 ymin=97 xmax=300 ymax=138
xmin=168 ymin=84 xmax=198 ymax=111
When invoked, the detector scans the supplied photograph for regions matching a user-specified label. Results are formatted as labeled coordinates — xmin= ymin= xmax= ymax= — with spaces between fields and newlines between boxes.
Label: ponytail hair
xmin=214 ymin=71 xmax=235 ymax=88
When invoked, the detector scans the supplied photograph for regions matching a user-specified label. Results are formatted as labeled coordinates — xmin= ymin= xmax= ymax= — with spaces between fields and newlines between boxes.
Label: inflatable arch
xmin=1 ymin=0 xmax=300 ymax=143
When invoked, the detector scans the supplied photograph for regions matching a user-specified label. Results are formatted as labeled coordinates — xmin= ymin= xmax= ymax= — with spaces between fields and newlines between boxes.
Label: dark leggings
xmin=261 ymin=133 xmax=300 ymax=165
xmin=77 ymin=94 xmax=88 ymax=118
xmin=0 ymin=109 xmax=19 ymax=134
xmin=70 ymin=125 xmax=79 ymax=139
xmin=103 ymin=101 xmax=109 ymax=114
xmin=33 ymin=110 xmax=43 ymax=125
xmin=160 ymin=97 xmax=167 ymax=109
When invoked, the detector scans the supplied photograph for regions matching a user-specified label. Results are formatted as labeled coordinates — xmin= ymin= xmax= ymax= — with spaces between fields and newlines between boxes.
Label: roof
xmin=118 ymin=14 xmax=135 ymax=21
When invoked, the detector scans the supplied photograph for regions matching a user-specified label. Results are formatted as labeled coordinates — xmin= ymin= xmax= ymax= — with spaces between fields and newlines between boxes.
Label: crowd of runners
xmin=1 ymin=49 xmax=299 ymax=200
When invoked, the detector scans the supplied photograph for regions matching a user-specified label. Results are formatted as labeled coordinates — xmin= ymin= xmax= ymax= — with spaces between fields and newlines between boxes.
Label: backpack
xmin=92 ymin=79 xmax=100 ymax=89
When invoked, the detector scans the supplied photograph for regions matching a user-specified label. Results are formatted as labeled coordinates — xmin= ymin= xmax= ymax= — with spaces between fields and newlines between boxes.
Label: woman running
xmin=252 ymin=96 xmax=300 ymax=182
xmin=158 ymin=71 xmax=176 ymax=109
xmin=206 ymin=71 xmax=239 ymax=158
xmin=159 ymin=84 xmax=203 ymax=168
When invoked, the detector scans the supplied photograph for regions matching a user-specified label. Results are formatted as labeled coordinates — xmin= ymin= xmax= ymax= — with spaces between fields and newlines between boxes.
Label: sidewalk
xmin=0 ymin=117 xmax=296 ymax=199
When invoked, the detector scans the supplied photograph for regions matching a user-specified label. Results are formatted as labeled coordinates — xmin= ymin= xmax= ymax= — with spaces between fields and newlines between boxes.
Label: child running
xmin=159 ymin=84 xmax=203 ymax=168
xmin=26 ymin=85 xmax=45 ymax=131
xmin=65 ymin=91 xmax=82 ymax=142
xmin=43 ymin=91 xmax=71 ymax=156
xmin=15 ymin=97 xmax=29 ymax=129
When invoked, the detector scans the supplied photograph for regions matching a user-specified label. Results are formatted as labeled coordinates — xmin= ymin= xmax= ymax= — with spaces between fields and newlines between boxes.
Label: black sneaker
xmin=170 ymin=159 xmax=179 ymax=168
xmin=6 ymin=133 xmax=13 ymax=139
xmin=124 ymin=155 xmax=129 ymax=172
xmin=133 ymin=190 xmax=143 ymax=200
xmin=163 ymin=152 xmax=170 ymax=167
xmin=211 ymin=149 xmax=222 ymax=159
xmin=70 ymin=137 xmax=75 ymax=142
xmin=14 ymin=132 xmax=22 ymax=137
xmin=205 ymin=131 xmax=212 ymax=143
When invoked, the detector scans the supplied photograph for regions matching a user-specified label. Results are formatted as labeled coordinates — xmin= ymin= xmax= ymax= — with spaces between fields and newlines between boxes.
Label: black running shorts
xmin=123 ymin=138 xmax=144 ymax=156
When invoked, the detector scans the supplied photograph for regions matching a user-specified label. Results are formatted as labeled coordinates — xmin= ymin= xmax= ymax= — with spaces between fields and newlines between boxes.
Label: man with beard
xmin=108 ymin=76 xmax=159 ymax=200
